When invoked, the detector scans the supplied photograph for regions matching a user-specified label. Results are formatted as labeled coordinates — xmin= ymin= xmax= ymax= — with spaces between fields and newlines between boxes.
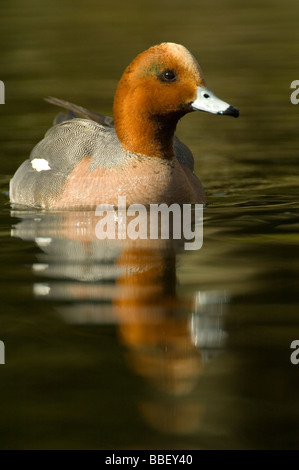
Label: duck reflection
xmin=11 ymin=208 xmax=227 ymax=435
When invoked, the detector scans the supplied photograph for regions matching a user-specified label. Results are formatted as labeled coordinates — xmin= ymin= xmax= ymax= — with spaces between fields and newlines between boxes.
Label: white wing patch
xmin=35 ymin=237 xmax=52 ymax=247
xmin=31 ymin=158 xmax=51 ymax=172
xmin=33 ymin=283 xmax=51 ymax=296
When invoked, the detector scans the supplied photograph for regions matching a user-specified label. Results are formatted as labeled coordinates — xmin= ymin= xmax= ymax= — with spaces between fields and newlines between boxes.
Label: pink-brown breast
xmin=55 ymin=155 xmax=205 ymax=208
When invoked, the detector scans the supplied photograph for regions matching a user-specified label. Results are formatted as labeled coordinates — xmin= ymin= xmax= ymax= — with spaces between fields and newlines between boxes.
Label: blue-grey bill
xmin=191 ymin=86 xmax=239 ymax=117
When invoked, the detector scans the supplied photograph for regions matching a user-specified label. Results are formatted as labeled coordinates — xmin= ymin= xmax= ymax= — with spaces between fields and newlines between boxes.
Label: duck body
xmin=10 ymin=118 xmax=204 ymax=207
xmin=10 ymin=42 xmax=239 ymax=209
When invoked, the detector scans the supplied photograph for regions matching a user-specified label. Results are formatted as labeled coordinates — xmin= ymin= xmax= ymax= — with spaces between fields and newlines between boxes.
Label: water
xmin=0 ymin=0 xmax=299 ymax=450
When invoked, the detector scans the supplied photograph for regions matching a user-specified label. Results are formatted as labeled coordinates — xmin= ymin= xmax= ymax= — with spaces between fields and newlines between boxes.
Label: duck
xmin=9 ymin=42 xmax=239 ymax=209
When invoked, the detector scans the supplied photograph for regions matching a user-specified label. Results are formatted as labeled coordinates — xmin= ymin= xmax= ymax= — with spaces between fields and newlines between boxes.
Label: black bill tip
xmin=218 ymin=105 xmax=239 ymax=118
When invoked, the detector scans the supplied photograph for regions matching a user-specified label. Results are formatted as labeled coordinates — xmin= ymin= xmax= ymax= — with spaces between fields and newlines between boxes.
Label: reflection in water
xmin=11 ymin=209 xmax=227 ymax=435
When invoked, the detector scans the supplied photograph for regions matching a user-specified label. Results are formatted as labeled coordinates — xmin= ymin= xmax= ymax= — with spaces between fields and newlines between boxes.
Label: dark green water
xmin=1 ymin=0 xmax=299 ymax=450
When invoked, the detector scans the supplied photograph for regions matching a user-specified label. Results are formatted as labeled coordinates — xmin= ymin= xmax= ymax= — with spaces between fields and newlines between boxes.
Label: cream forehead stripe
xmin=31 ymin=158 xmax=51 ymax=172
xmin=161 ymin=43 xmax=203 ymax=79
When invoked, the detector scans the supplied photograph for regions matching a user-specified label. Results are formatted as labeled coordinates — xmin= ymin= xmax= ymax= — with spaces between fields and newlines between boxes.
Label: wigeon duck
xmin=9 ymin=42 xmax=239 ymax=209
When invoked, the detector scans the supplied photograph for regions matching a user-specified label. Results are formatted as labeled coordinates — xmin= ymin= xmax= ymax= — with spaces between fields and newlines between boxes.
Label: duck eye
xmin=160 ymin=69 xmax=177 ymax=82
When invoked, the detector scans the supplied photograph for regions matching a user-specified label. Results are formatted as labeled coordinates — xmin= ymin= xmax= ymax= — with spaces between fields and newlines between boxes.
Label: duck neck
xmin=114 ymin=107 xmax=183 ymax=159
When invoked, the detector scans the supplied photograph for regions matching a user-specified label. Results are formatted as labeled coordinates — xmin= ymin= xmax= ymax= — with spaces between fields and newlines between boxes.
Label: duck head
xmin=113 ymin=42 xmax=239 ymax=159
